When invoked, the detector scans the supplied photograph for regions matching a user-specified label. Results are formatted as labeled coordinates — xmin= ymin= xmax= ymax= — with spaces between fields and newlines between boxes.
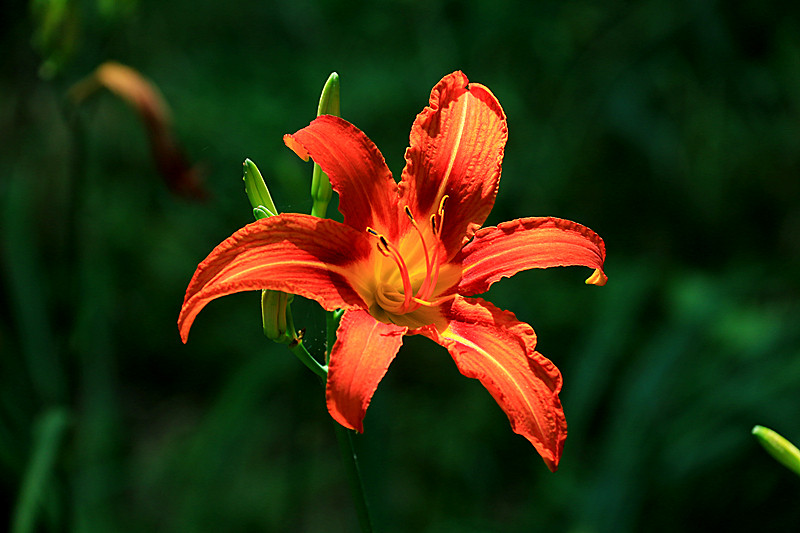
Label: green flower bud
xmin=262 ymin=290 xmax=293 ymax=342
xmin=752 ymin=425 xmax=800 ymax=477
xmin=317 ymin=72 xmax=341 ymax=117
xmin=253 ymin=206 xmax=276 ymax=220
xmin=243 ymin=158 xmax=291 ymax=341
xmin=243 ymin=158 xmax=278 ymax=216
xmin=310 ymin=72 xmax=340 ymax=219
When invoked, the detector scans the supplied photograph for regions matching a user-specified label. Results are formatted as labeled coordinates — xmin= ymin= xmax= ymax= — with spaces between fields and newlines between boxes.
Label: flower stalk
xmin=312 ymin=73 xmax=373 ymax=531
xmin=286 ymin=335 xmax=328 ymax=380
xmin=333 ymin=422 xmax=374 ymax=533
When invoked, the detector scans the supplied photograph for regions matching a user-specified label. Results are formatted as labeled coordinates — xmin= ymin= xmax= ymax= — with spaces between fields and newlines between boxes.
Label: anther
xmin=366 ymin=228 xmax=414 ymax=312
xmin=404 ymin=205 xmax=433 ymax=300
xmin=438 ymin=195 xmax=448 ymax=215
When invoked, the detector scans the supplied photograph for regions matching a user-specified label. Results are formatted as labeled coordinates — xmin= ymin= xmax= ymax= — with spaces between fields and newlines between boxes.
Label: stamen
xmin=366 ymin=227 xmax=414 ymax=312
xmin=375 ymin=244 xmax=389 ymax=258
xmin=435 ymin=195 xmax=448 ymax=239
xmin=412 ymin=293 xmax=457 ymax=307
xmin=420 ymin=194 xmax=449 ymax=301
xmin=438 ymin=195 xmax=448 ymax=216
xmin=404 ymin=205 xmax=433 ymax=300
xmin=365 ymin=202 xmax=453 ymax=314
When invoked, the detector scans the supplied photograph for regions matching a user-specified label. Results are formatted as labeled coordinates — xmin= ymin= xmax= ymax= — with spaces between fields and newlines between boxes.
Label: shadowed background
xmin=2 ymin=0 xmax=800 ymax=531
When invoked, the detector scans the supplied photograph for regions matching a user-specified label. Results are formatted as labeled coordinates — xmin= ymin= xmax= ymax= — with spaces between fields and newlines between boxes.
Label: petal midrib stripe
xmin=216 ymin=259 xmax=355 ymax=283
xmin=434 ymin=96 xmax=470 ymax=204
xmin=443 ymin=327 xmax=541 ymax=430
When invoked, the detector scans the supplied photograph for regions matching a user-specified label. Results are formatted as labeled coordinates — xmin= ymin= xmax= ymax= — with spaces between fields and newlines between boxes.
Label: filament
xmin=366 ymin=196 xmax=450 ymax=314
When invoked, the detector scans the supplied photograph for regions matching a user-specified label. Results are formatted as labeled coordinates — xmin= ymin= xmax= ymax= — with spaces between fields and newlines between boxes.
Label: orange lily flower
xmin=178 ymin=71 xmax=606 ymax=471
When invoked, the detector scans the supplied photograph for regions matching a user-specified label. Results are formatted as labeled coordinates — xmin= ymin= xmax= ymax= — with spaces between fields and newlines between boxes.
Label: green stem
xmin=287 ymin=339 xmax=327 ymax=380
xmin=324 ymin=309 xmax=344 ymax=365
xmin=279 ymin=302 xmax=328 ymax=379
xmin=333 ymin=422 xmax=374 ymax=533
xmin=284 ymin=309 xmax=374 ymax=531
xmin=322 ymin=308 xmax=372 ymax=531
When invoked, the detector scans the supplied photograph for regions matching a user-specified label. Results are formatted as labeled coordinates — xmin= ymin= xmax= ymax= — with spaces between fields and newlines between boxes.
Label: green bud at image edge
xmin=752 ymin=425 xmax=800 ymax=477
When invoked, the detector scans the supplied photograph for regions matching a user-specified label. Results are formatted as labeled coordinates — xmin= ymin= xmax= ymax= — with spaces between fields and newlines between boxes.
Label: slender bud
xmin=752 ymin=425 xmax=800 ymax=477
xmin=242 ymin=158 xmax=290 ymax=340
xmin=310 ymin=72 xmax=340 ymax=218
xmin=243 ymin=159 xmax=278 ymax=217
xmin=262 ymin=290 xmax=293 ymax=342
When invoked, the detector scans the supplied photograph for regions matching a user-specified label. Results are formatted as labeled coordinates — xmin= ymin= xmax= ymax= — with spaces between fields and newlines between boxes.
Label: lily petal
xmin=178 ymin=214 xmax=370 ymax=342
xmin=399 ymin=71 xmax=508 ymax=256
xmin=284 ymin=115 xmax=400 ymax=237
xmin=455 ymin=216 xmax=607 ymax=296
xmin=327 ymin=309 xmax=407 ymax=432
xmin=419 ymin=296 xmax=567 ymax=471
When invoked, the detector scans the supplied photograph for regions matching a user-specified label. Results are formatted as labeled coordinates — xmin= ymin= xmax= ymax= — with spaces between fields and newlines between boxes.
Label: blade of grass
xmin=11 ymin=408 xmax=70 ymax=533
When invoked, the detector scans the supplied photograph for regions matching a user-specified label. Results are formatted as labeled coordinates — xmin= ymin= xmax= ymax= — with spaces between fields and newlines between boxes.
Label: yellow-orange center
xmin=362 ymin=198 xmax=457 ymax=327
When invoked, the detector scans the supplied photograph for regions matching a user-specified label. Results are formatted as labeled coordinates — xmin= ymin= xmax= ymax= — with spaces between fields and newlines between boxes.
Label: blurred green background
xmin=2 ymin=0 xmax=800 ymax=531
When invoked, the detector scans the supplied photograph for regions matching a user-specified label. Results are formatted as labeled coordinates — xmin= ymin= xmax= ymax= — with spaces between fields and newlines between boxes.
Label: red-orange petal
xmin=398 ymin=71 xmax=508 ymax=258
xmin=419 ymin=296 xmax=567 ymax=471
xmin=178 ymin=214 xmax=370 ymax=343
xmin=455 ymin=216 xmax=607 ymax=296
xmin=284 ymin=115 xmax=400 ymax=238
xmin=326 ymin=309 xmax=407 ymax=432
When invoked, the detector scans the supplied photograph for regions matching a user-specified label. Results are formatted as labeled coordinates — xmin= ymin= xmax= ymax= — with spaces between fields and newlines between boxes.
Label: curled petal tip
xmin=283 ymin=134 xmax=310 ymax=161
xmin=585 ymin=268 xmax=608 ymax=286
xmin=178 ymin=324 xmax=189 ymax=344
